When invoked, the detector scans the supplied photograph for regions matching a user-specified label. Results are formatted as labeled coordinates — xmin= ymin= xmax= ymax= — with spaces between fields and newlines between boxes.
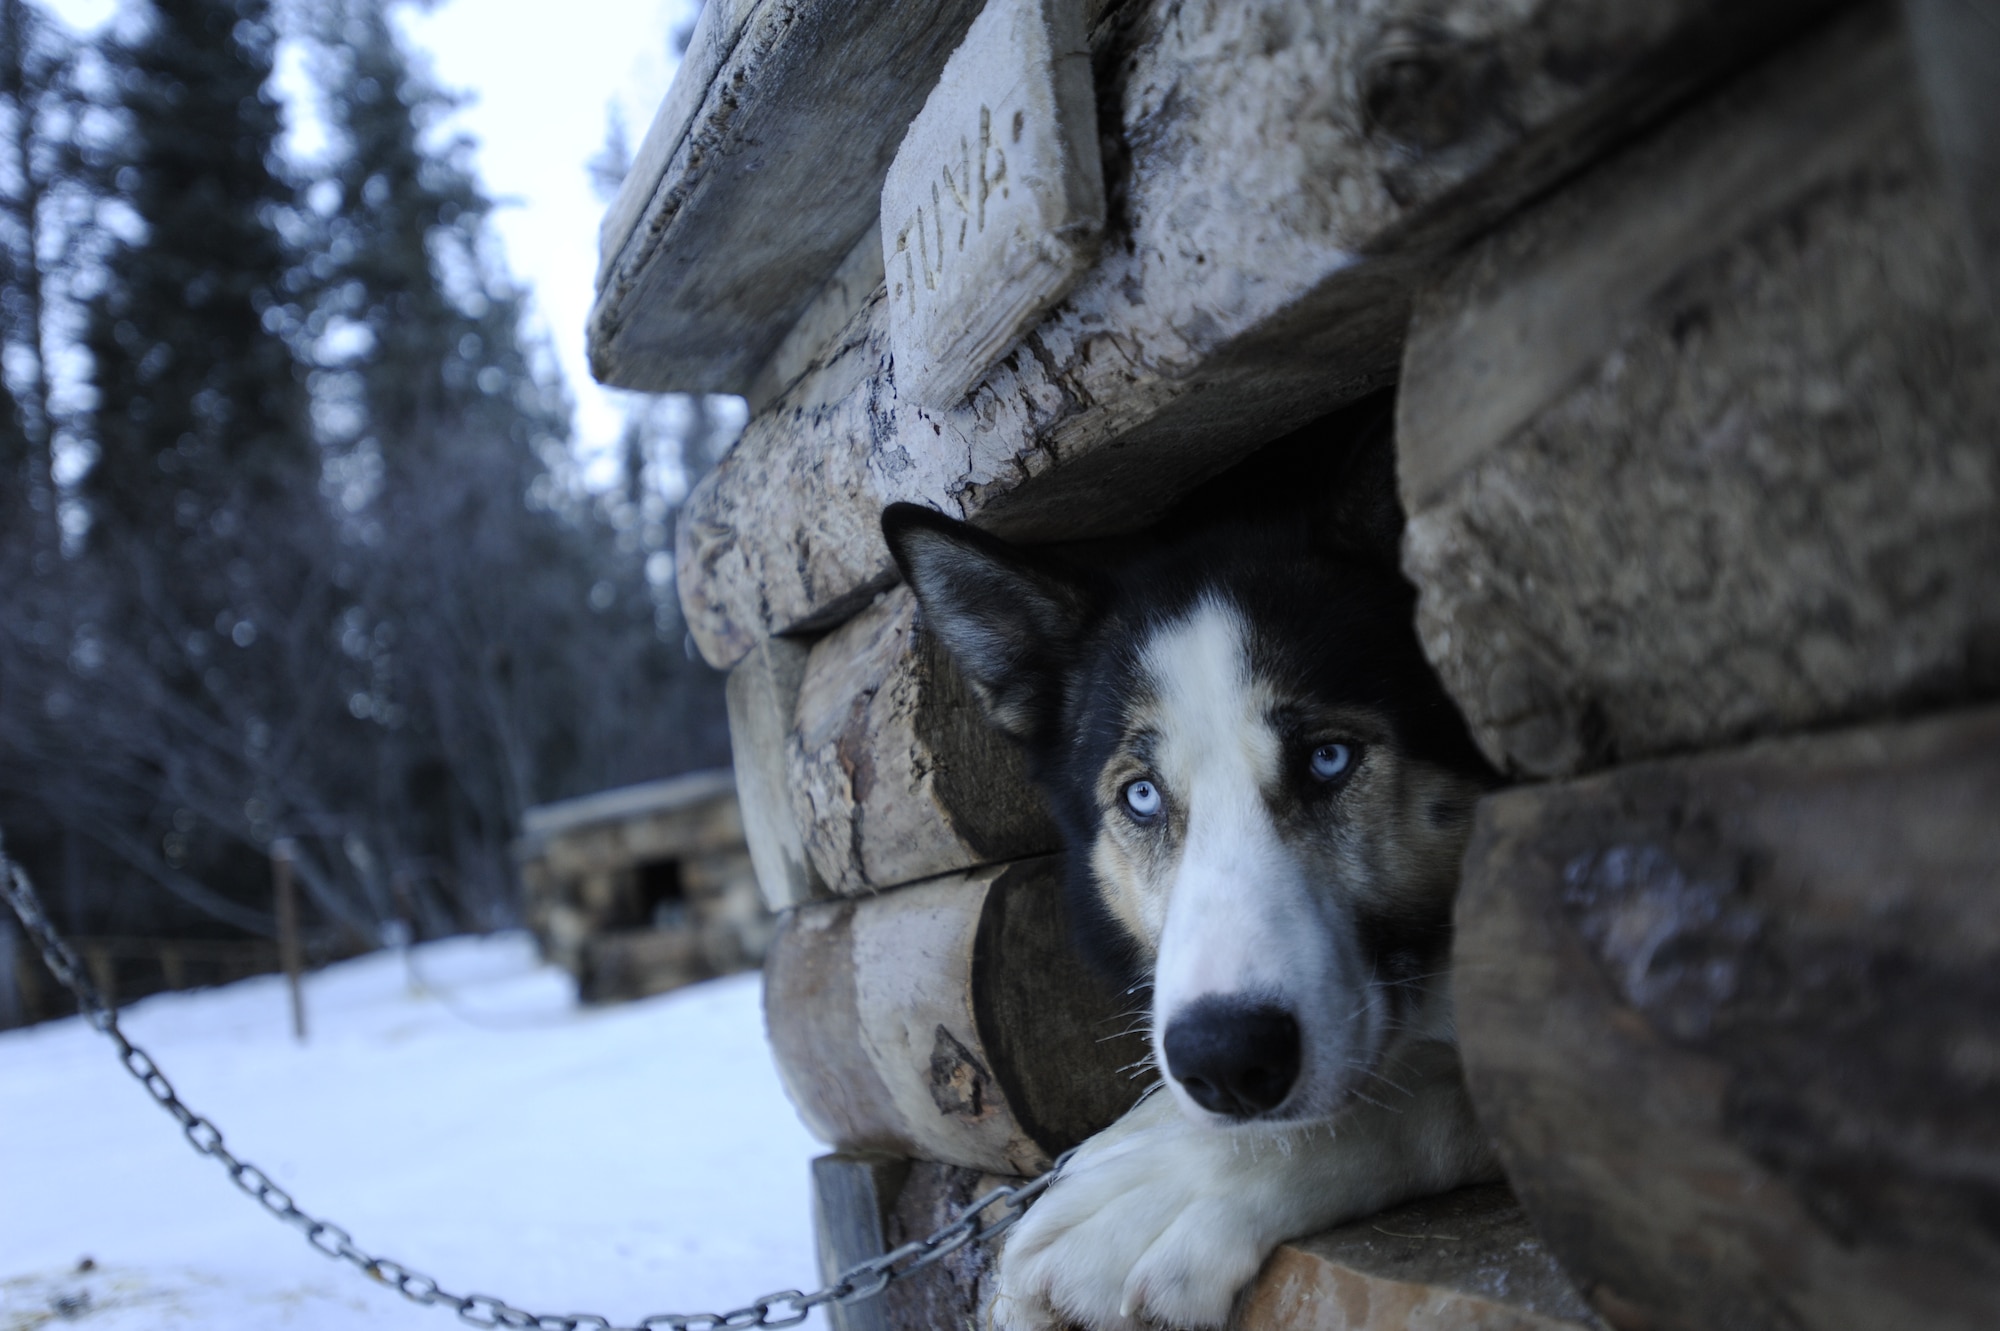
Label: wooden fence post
xmin=271 ymin=838 xmax=306 ymax=1042
xmin=0 ymin=916 xmax=22 ymax=1030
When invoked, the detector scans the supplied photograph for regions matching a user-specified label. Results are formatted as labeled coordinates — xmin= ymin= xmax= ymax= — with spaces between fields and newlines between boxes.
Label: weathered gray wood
xmin=1399 ymin=3 xmax=2000 ymax=778
xmin=726 ymin=636 xmax=826 ymax=910
xmin=1397 ymin=6 xmax=1922 ymax=513
xmin=270 ymin=843 xmax=306 ymax=1043
xmin=516 ymin=770 xmax=771 ymax=996
xmin=863 ymin=1171 xmax=1599 ymax=1331
xmin=746 ymin=224 xmax=886 ymax=415
xmin=881 ymin=0 xmax=1103 ymax=410
xmin=1455 ymin=705 xmax=2000 ymax=1331
xmin=788 ymin=585 xmax=1059 ymax=896
xmin=1903 ymin=0 xmax=2000 ymax=314
xmin=518 ymin=769 xmax=743 ymax=871
xmin=811 ymin=1152 xmax=911 ymax=1331
xmin=876 ymin=1161 xmax=1018 ymax=1331
xmin=675 ymin=0 xmax=1835 ymax=669
xmin=594 ymin=0 xmax=757 ymax=289
xmin=590 ymin=0 xmax=991 ymax=394
xmin=1236 ymin=1186 xmax=1600 ymax=1331
xmin=763 ymin=857 xmax=1149 ymax=1176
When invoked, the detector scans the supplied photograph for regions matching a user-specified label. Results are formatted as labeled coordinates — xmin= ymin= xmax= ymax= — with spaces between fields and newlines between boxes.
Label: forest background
xmin=0 ymin=0 xmax=734 ymax=970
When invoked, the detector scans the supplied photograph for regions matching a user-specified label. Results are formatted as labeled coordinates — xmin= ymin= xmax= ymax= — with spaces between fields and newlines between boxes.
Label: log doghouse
xmin=591 ymin=0 xmax=1998 ymax=1327
xmin=515 ymin=770 xmax=774 ymax=1004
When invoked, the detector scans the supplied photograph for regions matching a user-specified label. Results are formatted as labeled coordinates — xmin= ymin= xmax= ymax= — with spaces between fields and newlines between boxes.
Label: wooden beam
xmin=1454 ymin=705 xmax=2000 ymax=1331
xmin=271 ymin=839 xmax=306 ymax=1043
xmin=746 ymin=225 xmax=886 ymax=415
xmin=1398 ymin=3 xmax=2000 ymax=778
xmin=811 ymin=1152 xmax=911 ymax=1331
xmin=673 ymin=0 xmax=1836 ymax=668
xmin=590 ymin=0 xmax=991 ymax=394
xmin=880 ymin=0 xmax=1105 ymax=411
xmin=763 ymin=857 xmax=1150 ymax=1176
xmin=846 ymin=1170 xmax=1598 ymax=1331
xmin=789 ymin=586 xmax=1059 ymax=895
xmin=1237 ymin=1185 xmax=1597 ymax=1331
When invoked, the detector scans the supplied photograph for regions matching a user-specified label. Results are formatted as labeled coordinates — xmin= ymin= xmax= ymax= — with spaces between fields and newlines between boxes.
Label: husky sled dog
xmin=881 ymin=403 xmax=1502 ymax=1331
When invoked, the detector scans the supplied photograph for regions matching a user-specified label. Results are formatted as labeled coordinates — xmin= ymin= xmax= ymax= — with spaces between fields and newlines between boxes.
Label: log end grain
xmin=1455 ymin=706 xmax=2000 ymax=1331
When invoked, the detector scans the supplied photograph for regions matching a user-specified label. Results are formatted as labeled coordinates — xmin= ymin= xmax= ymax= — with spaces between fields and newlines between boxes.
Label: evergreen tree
xmin=54 ymin=0 xmax=351 ymax=933
xmin=0 ymin=0 xmax=71 ymax=556
xmin=309 ymin=0 xmax=509 ymax=480
xmin=83 ymin=0 xmax=308 ymax=539
xmin=309 ymin=0 xmax=726 ymax=926
xmin=0 ymin=0 xmax=735 ymax=959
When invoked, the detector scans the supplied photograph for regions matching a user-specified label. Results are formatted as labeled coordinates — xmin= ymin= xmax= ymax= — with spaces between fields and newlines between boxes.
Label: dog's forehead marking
xmin=1138 ymin=596 xmax=1280 ymax=798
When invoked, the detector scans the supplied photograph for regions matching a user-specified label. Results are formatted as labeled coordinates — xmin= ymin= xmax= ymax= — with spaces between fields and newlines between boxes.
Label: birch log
xmin=727 ymin=636 xmax=826 ymax=910
xmin=764 ymin=857 xmax=1149 ymax=1176
xmin=788 ymin=586 xmax=1059 ymax=895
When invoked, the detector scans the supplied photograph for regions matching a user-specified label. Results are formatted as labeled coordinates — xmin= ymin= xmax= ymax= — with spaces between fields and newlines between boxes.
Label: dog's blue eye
xmin=1310 ymin=744 xmax=1353 ymax=781
xmin=1124 ymin=779 xmax=1163 ymax=819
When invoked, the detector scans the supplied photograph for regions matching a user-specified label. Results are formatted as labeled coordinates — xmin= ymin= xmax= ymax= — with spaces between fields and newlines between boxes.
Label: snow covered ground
xmin=1 ymin=935 xmax=826 ymax=1330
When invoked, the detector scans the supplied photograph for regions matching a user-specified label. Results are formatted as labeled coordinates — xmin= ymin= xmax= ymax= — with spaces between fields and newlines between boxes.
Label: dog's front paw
xmin=991 ymin=1103 xmax=1274 ymax=1331
xmin=990 ymin=1045 xmax=1497 ymax=1330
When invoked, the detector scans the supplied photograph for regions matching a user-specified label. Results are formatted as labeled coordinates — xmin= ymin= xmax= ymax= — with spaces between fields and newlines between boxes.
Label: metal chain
xmin=0 ymin=835 xmax=1072 ymax=1330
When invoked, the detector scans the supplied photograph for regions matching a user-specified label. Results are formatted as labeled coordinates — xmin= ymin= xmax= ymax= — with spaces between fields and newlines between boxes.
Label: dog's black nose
xmin=1162 ymin=996 xmax=1300 ymax=1118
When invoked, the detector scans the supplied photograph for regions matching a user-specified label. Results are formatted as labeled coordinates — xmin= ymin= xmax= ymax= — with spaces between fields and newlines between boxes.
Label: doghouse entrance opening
xmin=635 ymin=859 xmax=688 ymax=930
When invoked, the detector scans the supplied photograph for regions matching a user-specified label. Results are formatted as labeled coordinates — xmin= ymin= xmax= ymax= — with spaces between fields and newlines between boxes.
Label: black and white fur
xmin=882 ymin=411 xmax=1502 ymax=1331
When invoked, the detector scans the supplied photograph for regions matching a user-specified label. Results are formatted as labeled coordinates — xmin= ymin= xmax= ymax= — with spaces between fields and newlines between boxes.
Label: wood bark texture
xmin=763 ymin=857 xmax=1150 ymax=1176
xmin=1399 ymin=4 xmax=2000 ymax=778
xmin=1454 ymin=705 xmax=2000 ymax=1331
xmin=788 ymin=586 xmax=1060 ymax=896
xmin=675 ymin=0 xmax=1836 ymax=669
xmin=877 ymin=1161 xmax=1018 ymax=1331
xmin=727 ymin=636 xmax=827 ymax=910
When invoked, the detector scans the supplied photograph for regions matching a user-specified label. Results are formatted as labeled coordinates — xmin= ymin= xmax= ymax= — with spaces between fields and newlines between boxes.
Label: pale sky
xmin=45 ymin=0 xmax=703 ymax=488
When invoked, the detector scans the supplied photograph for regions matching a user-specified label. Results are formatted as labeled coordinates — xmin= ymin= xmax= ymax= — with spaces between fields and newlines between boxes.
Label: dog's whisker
xmin=1354 ymin=1066 xmax=1415 ymax=1099
xmin=1100 ymin=1015 xmax=1155 ymax=1041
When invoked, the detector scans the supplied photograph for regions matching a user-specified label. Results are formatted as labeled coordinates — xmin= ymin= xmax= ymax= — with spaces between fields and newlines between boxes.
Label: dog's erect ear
xmin=882 ymin=504 xmax=1095 ymax=741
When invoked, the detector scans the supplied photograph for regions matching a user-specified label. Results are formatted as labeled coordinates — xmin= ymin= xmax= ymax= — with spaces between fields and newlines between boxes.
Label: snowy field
xmin=1 ymin=936 xmax=826 ymax=1330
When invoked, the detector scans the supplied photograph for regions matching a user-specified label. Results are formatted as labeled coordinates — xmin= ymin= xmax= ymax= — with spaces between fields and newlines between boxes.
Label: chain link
xmin=0 ymin=834 xmax=1072 ymax=1330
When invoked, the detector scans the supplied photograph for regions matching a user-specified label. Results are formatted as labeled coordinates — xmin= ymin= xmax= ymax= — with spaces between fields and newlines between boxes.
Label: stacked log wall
xmin=671 ymin=0 xmax=1840 ymax=672
xmin=1395 ymin=6 xmax=2000 ymax=1327
xmin=1399 ymin=2 xmax=2000 ymax=780
xmin=595 ymin=0 xmax=2000 ymax=1327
